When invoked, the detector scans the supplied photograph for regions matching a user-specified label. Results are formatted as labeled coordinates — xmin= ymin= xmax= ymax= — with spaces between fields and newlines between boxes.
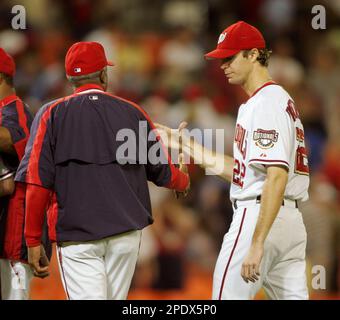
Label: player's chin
xmin=227 ymin=77 xmax=240 ymax=85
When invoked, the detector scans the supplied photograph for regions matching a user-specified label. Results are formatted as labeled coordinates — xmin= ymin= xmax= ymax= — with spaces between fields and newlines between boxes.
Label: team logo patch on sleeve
xmin=253 ymin=129 xmax=279 ymax=149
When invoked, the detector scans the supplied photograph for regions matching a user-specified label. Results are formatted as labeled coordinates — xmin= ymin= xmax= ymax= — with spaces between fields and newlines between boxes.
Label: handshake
xmin=156 ymin=121 xmax=232 ymax=194
xmin=155 ymin=121 xmax=191 ymax=199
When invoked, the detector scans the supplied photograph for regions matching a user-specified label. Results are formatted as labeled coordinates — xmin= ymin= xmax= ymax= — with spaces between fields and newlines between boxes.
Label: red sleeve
xmin=0 ymin=99 xmax=31 ymax=160
xmin=164 ymin=167 xmax=189 ymax=191
xmin=25 ymin=184 xmax=51 ymax=247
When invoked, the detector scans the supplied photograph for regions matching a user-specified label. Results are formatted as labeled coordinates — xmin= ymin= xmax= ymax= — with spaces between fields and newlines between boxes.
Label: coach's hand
xmin=28 ymin=244 xmax=50 ymax=278
xmin=175 ymin=153 xmax=190 ymax=198
xmin=241 ymin=243 xmax=263 ymax=283
xmin=176 ymin=122 xmax=190 ymax=198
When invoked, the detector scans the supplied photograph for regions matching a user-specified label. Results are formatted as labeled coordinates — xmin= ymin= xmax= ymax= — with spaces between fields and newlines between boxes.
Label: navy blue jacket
xmin=15 ymin=84 xmax=188 ymax=242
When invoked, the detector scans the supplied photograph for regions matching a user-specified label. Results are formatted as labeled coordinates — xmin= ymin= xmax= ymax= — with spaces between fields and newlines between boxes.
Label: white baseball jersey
xmin=230 ymin=82 xmax=309 ymax=201
xmin=213 ymin=82 xmax=309 ymax=300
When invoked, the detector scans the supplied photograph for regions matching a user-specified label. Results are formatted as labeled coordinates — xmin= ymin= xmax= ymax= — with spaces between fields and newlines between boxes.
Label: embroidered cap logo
xmin=218 ymin=32 xmax=227 ymax=44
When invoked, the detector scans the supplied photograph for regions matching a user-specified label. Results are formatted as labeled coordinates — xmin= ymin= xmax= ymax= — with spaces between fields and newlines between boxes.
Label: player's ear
xmin=248 ymin=49 xmax=260 ymax=62
xmin=99 ymin=68 xmax=107 ymax=83
xmin=99 ymin=70 xmax=104 ymax=83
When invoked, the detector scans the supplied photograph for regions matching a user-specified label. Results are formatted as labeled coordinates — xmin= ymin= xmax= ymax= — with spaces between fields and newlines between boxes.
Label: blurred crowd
xmin=1 ymin=0 xmax=340 ymax=299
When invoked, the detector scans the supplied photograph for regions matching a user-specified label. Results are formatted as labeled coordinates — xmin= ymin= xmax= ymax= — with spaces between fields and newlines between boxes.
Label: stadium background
xmin=0 ymin=0 xmax=340 ymax=299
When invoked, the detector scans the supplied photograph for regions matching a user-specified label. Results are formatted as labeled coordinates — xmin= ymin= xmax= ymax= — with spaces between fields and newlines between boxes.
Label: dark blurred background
xmin=0 ymin=0 xmax=339 ymax=299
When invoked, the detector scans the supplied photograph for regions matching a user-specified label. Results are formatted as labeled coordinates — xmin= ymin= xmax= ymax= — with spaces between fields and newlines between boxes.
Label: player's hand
xmin=28 ymin=244 xmax=50 ymax=278
xmin=241 ymin=243 xmax=263 ymax=283
xmin=175 ymin=153 xmax=190 ymax=199
xmin=155 ymin=121 xmax=189 ymax=150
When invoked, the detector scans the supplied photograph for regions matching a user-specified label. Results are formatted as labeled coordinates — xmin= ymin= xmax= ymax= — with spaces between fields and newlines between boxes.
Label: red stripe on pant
xmin=218 ymin=208 xmax=247 ymax=300
xmin=57 ymin=246 xmax=70 ymax=300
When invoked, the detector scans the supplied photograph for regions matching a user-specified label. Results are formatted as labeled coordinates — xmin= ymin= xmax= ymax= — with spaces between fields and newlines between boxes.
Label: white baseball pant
xmin=213 ymin=199 xmax=308 ymax=300
xmin=0 ymin=259 xmax=33 ymax=300
xmin=56 ymin=230 xmax=141 ymax=300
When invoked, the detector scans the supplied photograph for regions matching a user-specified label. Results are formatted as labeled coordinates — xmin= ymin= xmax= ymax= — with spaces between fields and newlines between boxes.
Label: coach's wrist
xmin=26 ymin=238 xmax=41 ymax=247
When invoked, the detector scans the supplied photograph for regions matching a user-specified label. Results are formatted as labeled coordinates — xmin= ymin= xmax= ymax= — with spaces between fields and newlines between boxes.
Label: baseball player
xmin=157 ymin=21 xmax=309 ymax=299
xmin=15 ymin=42 xmax=190 ymax=300
xmin=0 ymin=48 xmax=50 ymax=300
xmin=0 ymin=156 xmax=16 ymax=259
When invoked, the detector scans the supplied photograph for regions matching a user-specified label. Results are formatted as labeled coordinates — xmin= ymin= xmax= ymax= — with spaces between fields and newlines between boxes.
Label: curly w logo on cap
xmin=205 ymin=21 xmax=265 ymax=60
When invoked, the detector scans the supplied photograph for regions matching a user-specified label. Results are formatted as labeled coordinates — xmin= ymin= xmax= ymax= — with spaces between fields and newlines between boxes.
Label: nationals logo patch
xmin=253 ymin=129 xmax=279 ymax=149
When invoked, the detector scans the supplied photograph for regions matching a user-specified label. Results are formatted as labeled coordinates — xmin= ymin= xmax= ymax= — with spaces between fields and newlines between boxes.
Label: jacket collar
xmin=74 ymin=84 xmax=104 ymax=94
xmin=0 ymin=94 xmax=19 ymax=108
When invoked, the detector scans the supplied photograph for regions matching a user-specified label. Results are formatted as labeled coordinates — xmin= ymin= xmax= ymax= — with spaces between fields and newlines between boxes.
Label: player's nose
xmin=220 ymin=62 xmax=228 ymax=70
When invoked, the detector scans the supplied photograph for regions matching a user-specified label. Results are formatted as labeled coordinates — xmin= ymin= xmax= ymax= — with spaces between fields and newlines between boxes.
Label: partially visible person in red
xmin=0 ymin=48 xmax=51 ymax=300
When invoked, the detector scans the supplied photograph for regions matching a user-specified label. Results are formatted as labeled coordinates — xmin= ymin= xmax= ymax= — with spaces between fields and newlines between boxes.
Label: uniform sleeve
xmin=14 ymin=102 xmax=56 ymax=189
xmin=248 ymin=101 xmax=293 ymax=172
xmin=0 ymin=100 xmax=32 ymax=160
xmin=25 ymin=183 xmax=51 ymax=247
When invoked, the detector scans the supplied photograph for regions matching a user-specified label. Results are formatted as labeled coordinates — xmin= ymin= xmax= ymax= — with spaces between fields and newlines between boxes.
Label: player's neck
xmin=0 ymin=85 xmax=15 ymax=101
xmin=242 ymin=67 xmax=272 ymax=97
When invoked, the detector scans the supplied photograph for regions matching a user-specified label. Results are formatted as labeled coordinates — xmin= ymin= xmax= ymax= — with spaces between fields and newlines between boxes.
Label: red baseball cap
xmin=0 ymin=48 xmax=16 ymax=77
xmin=65 ymin=42 xmax=114 ymax=77
xmin=205 ymin=21 xmax=265 ymax=59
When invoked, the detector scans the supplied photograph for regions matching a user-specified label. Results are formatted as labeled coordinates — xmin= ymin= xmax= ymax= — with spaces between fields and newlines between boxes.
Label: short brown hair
xmin=242 ymin=48 xmax=272 ymax=67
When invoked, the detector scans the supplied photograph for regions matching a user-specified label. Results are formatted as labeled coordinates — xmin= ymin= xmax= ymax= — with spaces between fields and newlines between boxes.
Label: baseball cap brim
xmin=204 ymin=48 xmax=241 ymax=60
